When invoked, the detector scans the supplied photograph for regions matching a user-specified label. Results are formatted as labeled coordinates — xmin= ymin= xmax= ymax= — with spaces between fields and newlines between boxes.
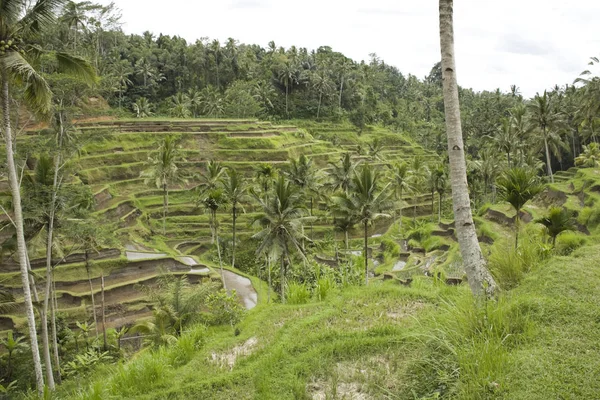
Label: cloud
xmin=496 ymin=35 xmax=553 ymax=56
xmin=230 ymin=0 xmax=267 ymax=9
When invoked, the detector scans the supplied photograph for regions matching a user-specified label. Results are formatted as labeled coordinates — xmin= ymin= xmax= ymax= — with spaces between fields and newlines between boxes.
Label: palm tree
xmin=277 ymin=59 xmax=299 ymax=117
xmin=109 ymin=59 xmax=133 ymax=109
xmin=221 ymin=168 xmax=249 ymax=269
xmin=311 ymin=68 xmax=333 ymax=118
xmin=473 ymin=147 xmax=503 ymax=202
xmin=496 ymin=167 xmax=543 ymax=248
xmin=575 ymin=143 xmax=600 ymax=168
xmin=430 ymin=162 xmax=448 ymax=223
xmin=332 ymin=165 xmax=393 ymax=285
xmin=253 ymin=176 xmax=312 ymax=302
xmin=0 ymin=331 xmax=28 ymax=382
xmin=132 ymin=97 xmax=153 ymax=118
xmin=388 ymin=161 xmax=411 ymax=233
xmin=284 ymin=155 xmax=321 ymax=238
xmin=439 ymin=0 xmax=498 ymax=298
xmin=254 ymin=163 xmax=278 ymax=196
xmin=367 ymin=139 xmax=386 ymax=162
xmin=535 ymin=207 xmax=576 ymax=247
xmin=200 ymin=86 xmax=225 ymax=117
xmin=408 ymin=156 xmax=429 ymax=221
xmin=61 ymin=1 xmax=87 ymax=50
xmin=169 ymin=92 xmax=191 ymax=118
xmin=199 ymin=160 xmax=225 ymax=197
xmin=1 ymin=1 xmax=97 ymax=391
xmin=327 ymin=153 xmax=359 ymax=195
xmin=528 ymin=91 xmax=562 ymax=183
xmin=141 ymin=136 xmax=185 ymax=235
xmin=202 ymin=189 xmax=227 ymax=281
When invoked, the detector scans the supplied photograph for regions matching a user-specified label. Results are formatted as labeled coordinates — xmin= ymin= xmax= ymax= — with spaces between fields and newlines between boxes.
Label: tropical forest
xmin=1 ymin=0 xmax=600 ymax=399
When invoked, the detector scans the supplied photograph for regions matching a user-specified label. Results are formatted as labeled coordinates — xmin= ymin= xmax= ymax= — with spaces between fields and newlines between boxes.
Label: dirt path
xmin=222 ymin=270 xmax=258 ymax=310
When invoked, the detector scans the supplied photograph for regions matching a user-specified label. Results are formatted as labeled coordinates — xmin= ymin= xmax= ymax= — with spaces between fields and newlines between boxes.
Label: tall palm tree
xmin=388 ymin=161 xmax=411 ymax=233
xmin=277 ymin=59 xmax=298 ymax=117
xmin=61 ymin=1 xmax=87 ymax=50
xmin=327 ymin=152 xmax=358 ymax=195
xmin=1 ymin=1 xmax=96 ymax=391
xmin=200 ymin=86 xmax=225 ymax=117
xmin=496 ymin=167 xmax=543 ymax=248
xmin=408 ymin=156 xmax=428 ymax=221
xmin=198 ymin=161 xmax=225 ymax=211
xmin=221 ymin=168 xmax=249 ymax=269
xmin=254 ymin=162 xmax=277 ymax=196
xmin=332 ymin=165 xmax=392 ymax=285
xmin=253 ymin=176 xmax=312 ymax=302
xmin=439 ymin=0 xmax=498 ymax=298
xmin=311 ymin=68 xmax=333 ymax=118
xmin=535 ymin=207 xmax=576 ymax=247
xmin=202 ymin=189 xmax=227 ymax=283
xmin=284 ymin=155 xmax=321 ymax=238
xmin=528 ymin=91 xmax=562 ymax=183
xmin=141 ymin=136 xmax=185 ymax=235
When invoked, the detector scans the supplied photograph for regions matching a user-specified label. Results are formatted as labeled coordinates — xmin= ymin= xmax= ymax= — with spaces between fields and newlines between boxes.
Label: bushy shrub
xmin=205 ymin=289 xmax=245 ymax=326
xmin=555 ymin=231 xmax=587 ymax=255
xmin=167 ymin=325 xmax=207 ymax=366
xmin=578 ymin=205 xmax=600 ymax=229
xmin=287 ymin=282 xmax=311 ymax=305
xmin=489 ymin=234 xmax=551 ymax=290
xmin=380 ymin=238 xmax=400 ymax=258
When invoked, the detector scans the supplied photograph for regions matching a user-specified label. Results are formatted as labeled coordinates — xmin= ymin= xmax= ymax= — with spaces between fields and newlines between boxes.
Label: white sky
xmin=103 ymin=0 xmax=600 ymax=97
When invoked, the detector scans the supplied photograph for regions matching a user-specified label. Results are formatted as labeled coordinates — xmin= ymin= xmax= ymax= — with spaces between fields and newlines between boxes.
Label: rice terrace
xmin=1 ymin=0 xmax=600 ymax=399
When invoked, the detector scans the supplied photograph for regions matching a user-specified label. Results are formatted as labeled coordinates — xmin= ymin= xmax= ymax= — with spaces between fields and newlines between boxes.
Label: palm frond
xmin=4 ymin=51 xmax=52 ymax=115
xmin=55 ymin=52 xmax=98 ymax=85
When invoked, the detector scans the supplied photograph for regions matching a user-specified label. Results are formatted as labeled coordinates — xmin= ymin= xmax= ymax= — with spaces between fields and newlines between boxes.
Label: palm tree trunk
xmin=399 ymin=189 xmax=403 ymax=235
xmin=515 ymin=214 xmax=519 ymax=249
xmin=438 ymin=192 xmax=442 ymax=223
xmin=280 ymin=253 xmax=286 ymax=303
xmin=2 ymin=73 xmax=44 ymax=393
xmin=266 ymin=255 xmax=271 ymax=304
xmin=543 ymin=128 xmax=554 ymax=183
xmin=285 ymin=85 xmax=289 ymax=117
xmin=232 ymin=204 xmax=237 ymax=269
xmin=317 ymin=92 xmax=322 ymax=119
xmin=364 ymin=220 xmax=369 ymax=285
xmin=431 ymin=188 xmax=435 ymax=221
xmin=163 ymin=183 xmax=168 ymax=235
xmin=101 ymin=271 xmax=107 ymax=350
xmin=42 ymin=221 xmax=56 ymax=389
xmin=439 ymin=0 xmax=497 ymax=298
xmin=345 ymin=230 xmax=349 ymax=251
xmin=85 ymin=253 xmax=99 ymax=342
xmin=339 ymin=76 xmax=344 ymax=109
xmin=50 ymin=277 xmax=61 ymax=384
xmin=216 ymin=220 xmax=225 ymax=290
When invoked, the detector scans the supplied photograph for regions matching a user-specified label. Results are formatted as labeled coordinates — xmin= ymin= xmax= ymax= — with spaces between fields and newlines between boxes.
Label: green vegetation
xmin=1 ymin=0 xmax=600 ymax=398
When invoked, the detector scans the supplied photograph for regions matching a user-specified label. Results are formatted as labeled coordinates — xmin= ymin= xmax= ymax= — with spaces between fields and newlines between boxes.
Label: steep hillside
xmin=1 ymin=119 xmax=441 ymax=332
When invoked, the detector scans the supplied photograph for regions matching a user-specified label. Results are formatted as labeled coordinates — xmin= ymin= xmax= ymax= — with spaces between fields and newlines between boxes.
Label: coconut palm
xmin=284 ymin=155 xmax=322 ymax=238
xmin=133 ymin=97 xmax=153 ymax=118
xmin=277 ymin=59 xmax=299 ymax=116
xmin=254 ymin=163 xmax=278 ymax=196
xmin=408 ymin=155 xmax=429 ymax=221
xmin=1 ymin=2 xmax=97 ymax=389
xmin=367 ymin=138 xmax=386 ymax=162
xmin=439 ymin=0 xmax=498 ymax=297
xmin=169 ymin=92 xmax=191 ymax=118
xmin=202 ymin=189 xmax=227 ymax=280
xmin=200 ymin=86 xmax=225 ymax=117
xmin=198 ymin=160 xmax=225 ymax=197
xmin=496 ymin=167 xmax=543 ymax=248
xmin=332 ymin=164 xmax=393 ymax=285
xmin=253 ymin=176 xmax=312 ymax=302
xmin=387 ymin=161 xmax=411 ymax=233
xmin=575 ymin=143 xmax=600 ymax=168
xmin=535 ymin=207 xmax=576 ymax=247
xmin=311 ymin=68 xmax=333 ymax=118
xmin=528 ymin=91 xmax=563 ymax=183
xmin=327 ymin=152 xmax=359 ymax=195
xmin=221 ymin=168 xmax=249 ymax=269
xmin=141 ymin=136 xmax=186 ymax=235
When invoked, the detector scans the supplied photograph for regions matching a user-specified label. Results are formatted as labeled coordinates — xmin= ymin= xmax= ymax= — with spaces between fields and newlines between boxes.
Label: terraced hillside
xmin=4 ymin=118 xmax=592 ymax=335
xmin=0 ymin=119 xmax=439 ymax=332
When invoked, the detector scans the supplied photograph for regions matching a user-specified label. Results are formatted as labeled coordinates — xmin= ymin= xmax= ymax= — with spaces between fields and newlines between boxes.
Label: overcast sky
xmin=103 ymin=0 xmax=600 ymax=97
